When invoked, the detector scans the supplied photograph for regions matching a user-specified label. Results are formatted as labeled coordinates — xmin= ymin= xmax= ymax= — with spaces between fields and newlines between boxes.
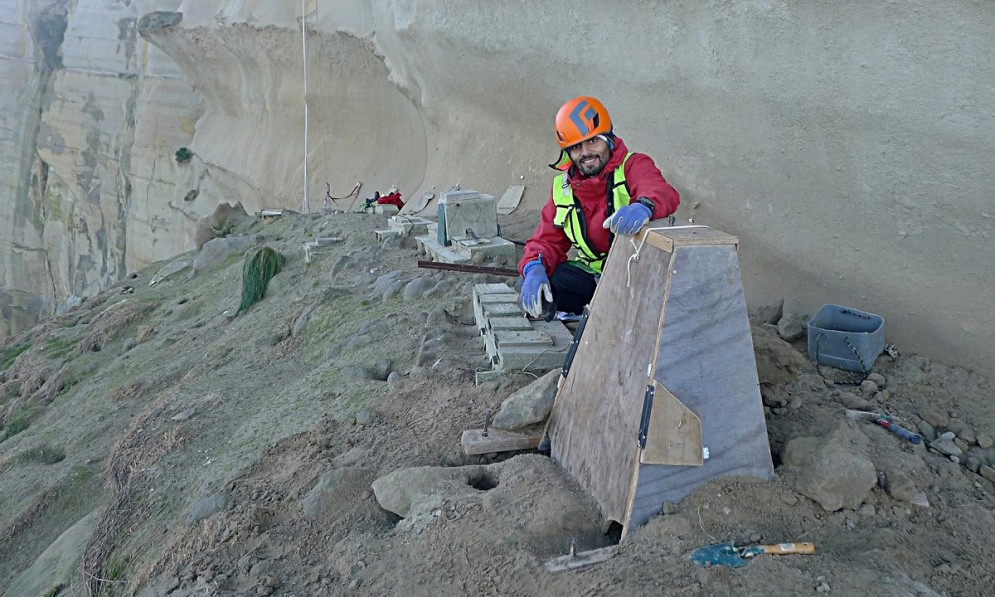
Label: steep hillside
xmin=1 ymin=210 xmax=994 ymax=595
xmin=2 ymin=1 xmax=994 ymax=371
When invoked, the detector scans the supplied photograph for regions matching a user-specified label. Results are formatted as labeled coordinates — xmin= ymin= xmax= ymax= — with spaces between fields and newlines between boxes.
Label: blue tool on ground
xmin=690 ymin=542 xmax=816 ymax=568
xmin=844 ymin=409 xmax=922 ymax=444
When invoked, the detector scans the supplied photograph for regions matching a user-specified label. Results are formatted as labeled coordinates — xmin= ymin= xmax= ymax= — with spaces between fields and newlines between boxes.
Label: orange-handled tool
xmin=742 ymin=542 xmax=817 ymax=557
xmin=691 ymin=541 xmax=816 ymax=568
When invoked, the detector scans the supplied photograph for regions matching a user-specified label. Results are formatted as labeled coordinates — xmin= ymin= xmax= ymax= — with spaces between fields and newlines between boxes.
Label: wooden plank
xmin=495 ymin=330 xmax=553 ymax=348
xmin=544 ymin=546 xmax=617 ymax=572
xmin=461 ymin=429 xmax=542 ymax=455
xmin=640 ymin=382 xmax=703 ymax=466
xmin=547 ymin=233 xmax=673 ymax=525
xmin=496 ymin=184 xmax=526 ymax=216
xmin=640 ymin=227 xmax=738 ymax=254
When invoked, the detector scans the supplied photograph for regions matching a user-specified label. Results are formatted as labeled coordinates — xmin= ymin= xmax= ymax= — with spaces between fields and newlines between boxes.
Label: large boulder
xmin=193 ymin=202 xmax=253 ymax=250
xmin=492 ymin=369 xmax=559 ymax=430
xmin=782 ymin=421 xmax=877 ymax=511
xmin=192 ymin=234 xmax=263 ymax=276
xmin=372 ymin=464 xmax=497 ymax=518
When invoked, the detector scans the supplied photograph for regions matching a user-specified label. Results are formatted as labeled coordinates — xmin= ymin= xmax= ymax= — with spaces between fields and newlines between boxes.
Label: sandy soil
xmin=1 ymin=210 xmax=993 ymax=596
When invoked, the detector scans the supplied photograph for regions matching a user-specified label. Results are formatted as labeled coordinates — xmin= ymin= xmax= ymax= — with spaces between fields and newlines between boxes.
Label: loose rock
xmin=776 ymin=313 xmax=806 ymax=342
xmin=403 ymin=277 xmax=433 ymax=301
xmin=187 ymin=492 xmax=228 ymax=523
xmin=929 ymin=437 xmax=962 ymax=457
xmin=979 ymin=465 xmax=995 ymax=483
xmin=920 ymin=410 xmax=950 ymax=430
xmin=781 ymin=422 xmax=877 ymax=511
xmin=977 ymin=434 xmax=993 ymax=450
xmin=859 ymin=380 xmax=879 ymax=396
xmin=492 ymin=369 xmax=559 ymax=430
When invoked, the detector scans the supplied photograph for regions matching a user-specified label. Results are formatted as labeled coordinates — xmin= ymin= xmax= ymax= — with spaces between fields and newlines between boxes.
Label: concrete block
xmin=441 ymin=190 xmax=498 ymax=241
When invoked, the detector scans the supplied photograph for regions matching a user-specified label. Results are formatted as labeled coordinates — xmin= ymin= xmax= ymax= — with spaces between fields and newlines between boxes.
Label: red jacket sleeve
xmin=624 ymin=153 xmax=680 ymax=218
xmin=518 ymin=195 xmax=572 ymax=276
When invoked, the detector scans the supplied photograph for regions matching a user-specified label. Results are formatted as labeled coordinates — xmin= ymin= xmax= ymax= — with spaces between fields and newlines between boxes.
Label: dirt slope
xmin=1 ymin=210 xmax=993 ymax=596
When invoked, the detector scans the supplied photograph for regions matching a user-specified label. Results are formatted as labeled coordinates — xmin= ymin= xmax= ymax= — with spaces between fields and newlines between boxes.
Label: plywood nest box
xmin=547 ymin=226 xmax=773 ymax=537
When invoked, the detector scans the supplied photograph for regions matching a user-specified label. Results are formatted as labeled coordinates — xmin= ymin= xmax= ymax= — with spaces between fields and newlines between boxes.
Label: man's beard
xmin=575 ymin=153 xmax=606 ymax=176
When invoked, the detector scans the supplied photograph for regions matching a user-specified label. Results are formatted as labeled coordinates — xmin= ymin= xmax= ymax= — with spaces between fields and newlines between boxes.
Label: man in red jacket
xmin=518 ymin=96 xmax=680 ymax=319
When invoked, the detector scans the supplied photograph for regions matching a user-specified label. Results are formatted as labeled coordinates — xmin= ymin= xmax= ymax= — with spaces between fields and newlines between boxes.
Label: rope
xmin=814 ymin=333 xmax=870 ymax=385
xmin=625 ymin=225 xmax=709 ymax=288
xmin=324 ymin=181 xmax=361 ymax=208
xmin=300 ymin=0 xmax=310 ymax=213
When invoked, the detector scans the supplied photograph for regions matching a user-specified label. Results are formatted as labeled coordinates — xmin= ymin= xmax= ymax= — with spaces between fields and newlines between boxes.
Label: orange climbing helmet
xmin=554 ymin=96 xmax=613 ymax=149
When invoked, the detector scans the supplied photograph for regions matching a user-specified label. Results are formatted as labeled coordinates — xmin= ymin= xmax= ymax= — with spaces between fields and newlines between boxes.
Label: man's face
xmin=568 ymin=136 xmax=611 ymax=177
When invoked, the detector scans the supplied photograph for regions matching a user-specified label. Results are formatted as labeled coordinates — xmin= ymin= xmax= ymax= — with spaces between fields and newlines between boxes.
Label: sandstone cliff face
xmin=0 ymin=0 xmax=204 ymax=336
xmin=1 ymin=0 xmax=994 ymax=372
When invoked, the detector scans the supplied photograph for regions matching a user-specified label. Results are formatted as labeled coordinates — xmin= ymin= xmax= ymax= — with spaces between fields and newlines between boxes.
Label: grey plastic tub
xmin=807 ymin=304 xmax=885 ymax=373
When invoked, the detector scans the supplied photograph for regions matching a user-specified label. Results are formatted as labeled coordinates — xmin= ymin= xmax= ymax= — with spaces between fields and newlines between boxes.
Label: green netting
xmin=235 ymin=247 xmax=285 ymax=316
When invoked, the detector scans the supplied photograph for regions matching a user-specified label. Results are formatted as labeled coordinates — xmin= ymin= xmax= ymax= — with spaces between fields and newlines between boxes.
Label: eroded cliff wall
xmin=1 ymin=0 xmax=993 ymax=373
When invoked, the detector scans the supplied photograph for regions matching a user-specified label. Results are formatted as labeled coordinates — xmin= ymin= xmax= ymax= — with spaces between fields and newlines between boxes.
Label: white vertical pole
xmin=300 ymin=0 xmax=310 ymax=213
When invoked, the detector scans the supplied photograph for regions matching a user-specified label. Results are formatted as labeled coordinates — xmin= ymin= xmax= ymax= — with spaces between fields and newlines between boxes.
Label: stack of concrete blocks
xmin=362 ymin=203 xmax=400 ymax=215
xmin=415 ymin=190 xmax=516 ymax=264
xmin=373 ymin=215 xmax=434 ymax=243
xmin=472 ymin=284 xmax=575 ymax=384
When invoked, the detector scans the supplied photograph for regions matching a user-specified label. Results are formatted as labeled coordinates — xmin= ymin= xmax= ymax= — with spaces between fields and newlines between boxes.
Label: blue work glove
xmin=603 ymin=201 xmax=652 ymax=236
xmin=519 ymin=259 xmax=552 ymax=318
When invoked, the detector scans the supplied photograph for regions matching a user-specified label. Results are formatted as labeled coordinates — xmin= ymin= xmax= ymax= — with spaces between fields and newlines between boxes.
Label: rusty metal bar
xmin=417 ymin=260 xmax=519 ymax=277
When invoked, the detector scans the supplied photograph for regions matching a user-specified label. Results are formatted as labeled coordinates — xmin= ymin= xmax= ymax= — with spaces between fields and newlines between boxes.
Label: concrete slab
xmin=496 ymin=184 xmax=525 ymax=215
xmin=440 ymin=190 xmax=498 ymax=241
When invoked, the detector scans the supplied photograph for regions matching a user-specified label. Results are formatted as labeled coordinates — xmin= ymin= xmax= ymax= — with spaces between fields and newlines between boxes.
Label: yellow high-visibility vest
xmin=550 ymin=152 xmax=633 ymax=273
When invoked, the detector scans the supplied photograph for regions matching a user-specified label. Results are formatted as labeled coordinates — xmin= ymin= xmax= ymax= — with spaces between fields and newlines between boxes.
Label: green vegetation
xmin=16 ymin=443 xmax=66 ymax=465
xmin=1 ymin=343 xmax=30 ymax=371
xmin=235 ymin=247 xmax=285 ymax=316
xmin=42 ymin=585 xmax=64 ymax=597
xmin=107 ymin=558 xmax=127 ymax=581
xmin=2 ymin=408 xmax=32 ymax=440
xmin=174 ymin=147 xmax=193 ymax=164
xmin=44 ymin=336 xmax=78 ymax=359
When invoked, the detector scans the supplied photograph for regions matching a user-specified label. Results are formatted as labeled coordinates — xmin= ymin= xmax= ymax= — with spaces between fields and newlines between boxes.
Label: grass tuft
xmin=1 ymin=343 xmax=31 ymax=371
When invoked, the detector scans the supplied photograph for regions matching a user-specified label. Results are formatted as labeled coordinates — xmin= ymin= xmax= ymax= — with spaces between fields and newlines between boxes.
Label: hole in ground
xmin=604 ymin=521 xmax=623 ymax=545
xmin=467 ymin=470 xmax=499 ymax=491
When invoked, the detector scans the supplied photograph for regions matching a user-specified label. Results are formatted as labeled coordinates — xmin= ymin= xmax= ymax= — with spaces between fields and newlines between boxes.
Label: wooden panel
xmin=547 ymin=233 xmax=673 ymax=525
xmin=641 ymin=382 xmax=703 ymax=466
xmin=627 ymin=245 xmax=772 ymax=529
xmin=461 ymin=429 xmax=543 ymax=455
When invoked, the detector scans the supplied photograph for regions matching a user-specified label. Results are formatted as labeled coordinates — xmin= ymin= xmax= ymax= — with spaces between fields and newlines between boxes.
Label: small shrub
xmin=174 ymin=147 xmax=193 ymax=164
